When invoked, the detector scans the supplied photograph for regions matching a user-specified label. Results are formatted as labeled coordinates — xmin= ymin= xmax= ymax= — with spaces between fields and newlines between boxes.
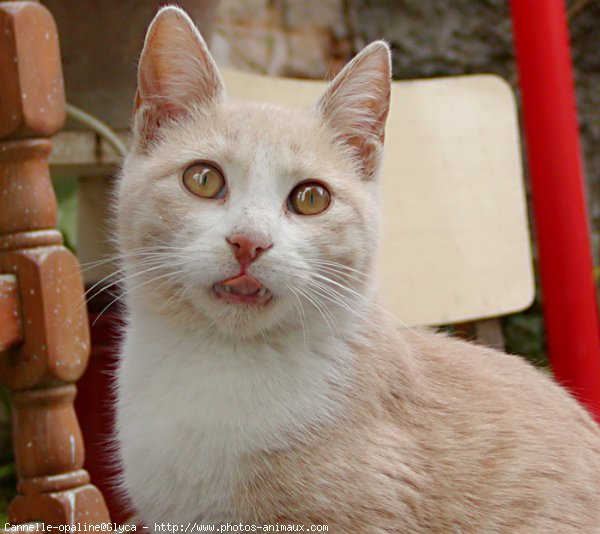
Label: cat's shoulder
xmin=356 ymin=318 xmax=600 ymax=440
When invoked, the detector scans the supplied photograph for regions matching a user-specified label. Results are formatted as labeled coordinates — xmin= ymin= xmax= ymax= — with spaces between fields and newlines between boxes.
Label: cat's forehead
xmin=221 ymin=101 xmax=322 ymax=145
xmin=180 ymin=100 xmax=335 ymax=168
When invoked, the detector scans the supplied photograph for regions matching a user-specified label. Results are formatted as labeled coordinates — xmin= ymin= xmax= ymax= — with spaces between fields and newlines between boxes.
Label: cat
xmin=114 ymin=5 xmax=600 ymax=532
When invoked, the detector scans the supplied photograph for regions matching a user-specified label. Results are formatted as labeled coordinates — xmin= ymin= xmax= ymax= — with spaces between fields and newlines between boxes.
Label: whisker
xmin=160 ymin=272 xmax=196 ymax=312
xmin=63 ymin=257 xmax=190 ymax=329
xmin=287 ymin=284 xmax=307 ymax=348
xmin=292 ymin=269 xmax=424 ymax=339
xmin=305 ymin=258 xmax=370 ymax=278
xmin=308 ymin=263 xmax=368 ymax=287
xmin=85 ymin=262 xmax=171 ymax=306
xmin=301 ymin=287 xmax=340 ymax=338
xmin=298 ymin=277 xmax=379 ymax=331
xmin=92 ymin=269 xmax=187 ymax=326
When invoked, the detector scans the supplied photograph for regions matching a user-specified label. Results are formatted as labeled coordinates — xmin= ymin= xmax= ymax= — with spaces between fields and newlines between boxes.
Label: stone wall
xmin=211 ymin=0 xmax=351 ymax=78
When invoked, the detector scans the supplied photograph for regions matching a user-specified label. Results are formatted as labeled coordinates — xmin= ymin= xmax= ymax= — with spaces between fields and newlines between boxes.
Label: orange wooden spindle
xmin=0 ymin=1 xmax=110 ymax=526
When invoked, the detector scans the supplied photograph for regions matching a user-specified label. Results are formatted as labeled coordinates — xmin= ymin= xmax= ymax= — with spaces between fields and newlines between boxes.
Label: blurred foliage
xmin=53 ymin=177 xmax=79 ymax=251
xmin=503 ymin=292 xmax=548 ymax=368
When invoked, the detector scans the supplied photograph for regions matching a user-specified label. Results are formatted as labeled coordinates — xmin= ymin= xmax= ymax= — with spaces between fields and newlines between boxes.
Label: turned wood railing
xmin=0 ymin=1 xmax=110 ymax=525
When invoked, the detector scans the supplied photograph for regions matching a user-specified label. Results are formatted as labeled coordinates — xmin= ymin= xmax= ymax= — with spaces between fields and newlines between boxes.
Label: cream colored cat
xmin=115 ymin=6 xmax=600 ymax=532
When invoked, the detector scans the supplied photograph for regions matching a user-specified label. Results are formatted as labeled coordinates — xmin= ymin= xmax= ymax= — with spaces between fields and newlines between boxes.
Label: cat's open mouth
xmin=213 ymin=274 xmax=273 ymax=306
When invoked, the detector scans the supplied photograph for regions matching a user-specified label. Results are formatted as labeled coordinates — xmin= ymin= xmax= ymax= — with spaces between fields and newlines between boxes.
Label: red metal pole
xmin=509 ymin=0 xmax=600 ymax=421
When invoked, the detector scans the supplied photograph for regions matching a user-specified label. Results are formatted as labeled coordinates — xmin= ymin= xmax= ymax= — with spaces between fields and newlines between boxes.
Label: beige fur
xmin=114 ymin=6 xmax=600 ymax=532
xmin=238 ymin=322 xmax=600 ymax=531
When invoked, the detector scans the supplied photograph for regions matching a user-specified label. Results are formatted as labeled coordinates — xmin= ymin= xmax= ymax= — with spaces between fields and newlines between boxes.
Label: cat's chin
xmin=183 ymin=280 xmax=288 ymax=339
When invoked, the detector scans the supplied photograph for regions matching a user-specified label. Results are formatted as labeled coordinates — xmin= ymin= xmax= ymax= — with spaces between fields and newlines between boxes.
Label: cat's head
xmin=116 ymin=6 xmax=391 ymax=339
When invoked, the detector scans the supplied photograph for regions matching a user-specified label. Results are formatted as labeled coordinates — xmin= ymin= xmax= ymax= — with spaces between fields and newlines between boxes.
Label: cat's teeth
xmin=223 ymin=285 xmax=232 ymax=293
xmin=257 ymin=288 xmax=266 ymax=297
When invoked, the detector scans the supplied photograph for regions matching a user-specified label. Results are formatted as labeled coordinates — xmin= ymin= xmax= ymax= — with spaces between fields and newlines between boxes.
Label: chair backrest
xmin=221 ymin=68 xmax=534 ymax=326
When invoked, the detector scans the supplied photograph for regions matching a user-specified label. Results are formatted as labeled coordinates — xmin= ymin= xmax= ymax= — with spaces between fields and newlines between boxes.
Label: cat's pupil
xmin=194 ymin=170 xmax=209 ymax=186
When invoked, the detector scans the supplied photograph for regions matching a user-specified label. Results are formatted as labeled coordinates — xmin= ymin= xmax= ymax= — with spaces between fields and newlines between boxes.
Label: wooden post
xmin=0 ymin=2 xmax=110 ymax=526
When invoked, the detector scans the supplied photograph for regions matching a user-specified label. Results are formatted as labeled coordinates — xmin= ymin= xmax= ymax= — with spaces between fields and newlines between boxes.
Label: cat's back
xmin=382 ymin=327 xmax=600 ymax=531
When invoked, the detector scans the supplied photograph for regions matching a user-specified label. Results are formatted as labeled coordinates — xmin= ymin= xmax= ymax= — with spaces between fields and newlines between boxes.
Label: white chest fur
xmin=116 ymin=307 xmax=353 ymax=524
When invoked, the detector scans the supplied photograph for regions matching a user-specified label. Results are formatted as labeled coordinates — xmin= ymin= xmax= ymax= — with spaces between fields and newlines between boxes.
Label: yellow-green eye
xmin=288 ymin=182 xmax=331 ymax=215
xmin=182 ymin=162 xmax=226 ymax=198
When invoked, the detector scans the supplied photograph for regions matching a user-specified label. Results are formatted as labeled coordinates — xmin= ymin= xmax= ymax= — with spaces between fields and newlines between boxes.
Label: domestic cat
xmin=115 ymin=5 xmax=600 ymax=532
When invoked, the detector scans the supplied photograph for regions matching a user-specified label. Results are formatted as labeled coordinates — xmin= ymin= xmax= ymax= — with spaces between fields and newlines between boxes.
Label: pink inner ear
xmin=135 ymin=99 xmax=185 ymax=149
xmin=133 ymin=90 xmax=142 ymax=114
xmin=344 ymin=135 xmax=382 ymax=180
xmin=318 ymin=45 xmax=390 ymax=137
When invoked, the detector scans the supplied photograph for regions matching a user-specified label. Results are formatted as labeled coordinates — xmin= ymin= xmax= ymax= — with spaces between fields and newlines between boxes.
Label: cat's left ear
xmin=316 ymin=41 xmax=391 ymax=180
xmin=134 ymin=6 xmax=225 ymax=147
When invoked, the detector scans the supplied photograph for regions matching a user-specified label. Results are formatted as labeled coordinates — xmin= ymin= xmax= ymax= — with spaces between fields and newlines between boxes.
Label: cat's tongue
xmin=214 ymin=274 xmax=272 ymax=305
xmin=221 ymin=274 xmax=262 ymax=296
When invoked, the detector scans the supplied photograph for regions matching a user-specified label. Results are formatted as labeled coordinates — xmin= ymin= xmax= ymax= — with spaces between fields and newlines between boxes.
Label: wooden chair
xmin=0 ymin=2 xmax=534 ymax=526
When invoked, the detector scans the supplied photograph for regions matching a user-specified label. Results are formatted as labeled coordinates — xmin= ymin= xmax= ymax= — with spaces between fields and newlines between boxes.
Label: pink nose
xmin=226 ymin=234 xmax=272 ymax=269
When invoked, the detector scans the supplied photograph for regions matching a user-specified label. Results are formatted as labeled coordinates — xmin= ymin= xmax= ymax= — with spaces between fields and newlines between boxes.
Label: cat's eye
xmin=288 ymin=182 xmax=331 ymax=216
xmin=182 ymin=162 xmax=226 ymax=199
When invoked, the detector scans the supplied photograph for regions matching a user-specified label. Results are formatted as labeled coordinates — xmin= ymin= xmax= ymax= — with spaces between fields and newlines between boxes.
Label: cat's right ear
xmin=316 ymin=41 xmax=391 ymax=180
xmin=134 ymin=6 xmax=224 ymax=148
